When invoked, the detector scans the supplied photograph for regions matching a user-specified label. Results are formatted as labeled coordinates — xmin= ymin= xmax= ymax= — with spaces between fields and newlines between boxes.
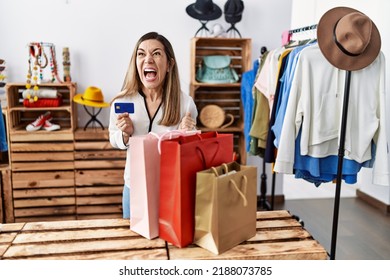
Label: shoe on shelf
xmin=26 ymin=112 xmax=51 ymax=131
xmin=43 ymin=119 xmax=61 ymax=131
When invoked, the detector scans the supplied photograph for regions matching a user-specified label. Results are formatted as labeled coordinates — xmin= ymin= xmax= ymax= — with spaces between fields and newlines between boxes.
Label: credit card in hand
xmin=114 ymin=102 xmax=135 ymax=114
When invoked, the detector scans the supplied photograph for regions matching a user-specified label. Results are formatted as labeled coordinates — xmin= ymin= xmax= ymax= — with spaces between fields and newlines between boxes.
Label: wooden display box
xmin=6 ymin=82 xmax=76 ymax=138
xmin=74 ymin=128 xmax=126 ymax=219
xmin=189 ymin=38 xmax=252 ymax=164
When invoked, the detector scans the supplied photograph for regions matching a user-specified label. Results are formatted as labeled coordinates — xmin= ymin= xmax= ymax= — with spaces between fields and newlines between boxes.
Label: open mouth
xmin=144 ymin=68 xmax=157 ymax=80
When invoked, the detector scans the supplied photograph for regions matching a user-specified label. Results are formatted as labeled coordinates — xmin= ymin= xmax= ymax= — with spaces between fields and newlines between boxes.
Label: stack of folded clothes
xmin=22 ymin=88 xmax=63 ymax=108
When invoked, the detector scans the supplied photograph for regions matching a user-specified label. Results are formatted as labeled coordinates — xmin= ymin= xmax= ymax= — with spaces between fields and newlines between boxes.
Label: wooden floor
xmin=271 ymin=197 xmax=390 ymax=260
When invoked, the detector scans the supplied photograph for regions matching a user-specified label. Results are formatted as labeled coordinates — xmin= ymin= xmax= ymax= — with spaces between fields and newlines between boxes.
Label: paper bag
xmin=194 ymin=161 xmax=257 ymax=254
xmin=129 ymin=133 xmax=161 ymax=239
xmin=159 ymin=131 xmax=234 ymax=248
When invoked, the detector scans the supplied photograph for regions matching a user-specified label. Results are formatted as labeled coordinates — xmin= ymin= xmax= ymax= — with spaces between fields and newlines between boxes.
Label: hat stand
xmin=330 ymin=70 xmax=351 ymax=260
xmin=194 ymin=20 xmax=211 ymax=37
xmin=82 ymin=105 xmax=104 ymax=130
xmin=226 ymin=23 xmax=242 ymax=38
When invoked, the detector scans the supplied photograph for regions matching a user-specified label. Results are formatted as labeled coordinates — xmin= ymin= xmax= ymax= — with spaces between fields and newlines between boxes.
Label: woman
xmin=109 ymin=32 xmax=198 ymax=218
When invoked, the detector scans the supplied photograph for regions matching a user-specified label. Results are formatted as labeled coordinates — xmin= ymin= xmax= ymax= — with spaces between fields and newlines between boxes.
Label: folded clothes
xmin=22 ymin=89 xmax=58 ymax=99
xmin=23 ymin=97 xmax=63 ymax=108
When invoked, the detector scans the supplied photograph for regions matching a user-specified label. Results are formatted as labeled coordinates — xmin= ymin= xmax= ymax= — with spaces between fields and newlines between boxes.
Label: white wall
xmin=290 ymin=0 xmax=390 ymax=204
xmin=0 ymin=0 xmax=292 ymax=197
xmin=0 ymin=0 xmax=291 ymax=126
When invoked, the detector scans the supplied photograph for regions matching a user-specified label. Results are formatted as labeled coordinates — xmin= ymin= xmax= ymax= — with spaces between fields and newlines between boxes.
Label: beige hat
xmin=317 ymin=6 xmax=381 ymax=71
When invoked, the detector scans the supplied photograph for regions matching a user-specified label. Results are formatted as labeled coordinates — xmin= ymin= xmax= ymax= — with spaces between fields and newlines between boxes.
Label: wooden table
xmin=0 ymin=210 xmax=328 ymax=260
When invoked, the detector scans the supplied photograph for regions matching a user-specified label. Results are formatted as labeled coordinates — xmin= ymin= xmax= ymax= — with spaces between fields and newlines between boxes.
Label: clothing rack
xmin=288 ymin=24 xmax=318 ymax=35
xmin=279 ymin=23 xmax=347 ymax=260
xmin=257 ymin=46 xmax=272 ymax=211
xmin=330 ymin=70 xmax=351 ymax=260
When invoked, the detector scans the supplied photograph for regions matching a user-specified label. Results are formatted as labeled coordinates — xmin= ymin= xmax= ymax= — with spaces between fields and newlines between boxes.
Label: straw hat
xmin=73 ymin=86 xmax=109 ymax=108
xmin=317 ymin=6 xmax=381 ymax=71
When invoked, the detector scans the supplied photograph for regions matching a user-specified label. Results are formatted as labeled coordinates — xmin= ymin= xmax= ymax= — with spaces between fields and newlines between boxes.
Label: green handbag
xmin=196 ymin=55 xmax=239 ymax=84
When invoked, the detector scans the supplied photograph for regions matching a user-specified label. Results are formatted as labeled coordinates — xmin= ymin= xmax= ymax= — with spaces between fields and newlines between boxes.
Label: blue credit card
xmin=114 ymin=102 xmax=135 ymax=114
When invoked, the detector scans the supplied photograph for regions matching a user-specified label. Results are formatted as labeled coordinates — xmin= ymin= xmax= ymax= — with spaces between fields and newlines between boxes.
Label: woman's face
xmin=136 ymin=39 xmax=170 ymax=92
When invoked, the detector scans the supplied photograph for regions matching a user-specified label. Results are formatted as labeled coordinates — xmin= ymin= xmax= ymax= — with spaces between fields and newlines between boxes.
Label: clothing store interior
xmin=0 ymin=0 xmax=389 ymax=262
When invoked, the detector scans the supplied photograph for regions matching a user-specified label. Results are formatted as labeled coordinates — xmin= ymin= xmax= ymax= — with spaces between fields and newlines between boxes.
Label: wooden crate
xmin=0 ymin=210 xmax=327 ymax=260
xmin=0 ymin=219 xmax=167 ymax=260
xmin=6 ymin=83 xmax=76 ymax=136
xmin=9 ymin=140 xmax=75 ymax=222
xmin=0 ymin=168 xmax=13 ymax=223
xmin=189 ymin=38 xmax=252 ymax=164
xmin=74 ymin=128 xmax=126 ymax=219
xmin=0 ymin=169 xmax=3 ymax=223
xmin=168 ymin=210 xmax=328 ymax=260
xmin=11 ymin=170 xmax=76 ymax=222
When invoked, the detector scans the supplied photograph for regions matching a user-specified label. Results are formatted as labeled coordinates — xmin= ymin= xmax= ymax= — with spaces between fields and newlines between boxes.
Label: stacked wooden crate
xmin=74 ymin=128 xmax=126 ymax=219
xmin=6 ymin=83 xmax=77 ymax=222
xmin=189 ymin=37 xmax=252 ymax=164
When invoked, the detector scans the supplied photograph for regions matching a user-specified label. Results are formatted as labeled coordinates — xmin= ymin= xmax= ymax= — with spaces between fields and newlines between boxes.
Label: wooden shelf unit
xmin=190 ymin=37 xmax=252 ymax=164
xmin=5 ymin=83 xmax=77 ymax=222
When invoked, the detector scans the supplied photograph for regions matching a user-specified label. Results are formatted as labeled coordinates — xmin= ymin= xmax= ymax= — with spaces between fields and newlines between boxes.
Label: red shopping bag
xmin=158 ymin=131 xmax=234 ymax=247
xmin=129 ymin=130 xmax=200 ymax=239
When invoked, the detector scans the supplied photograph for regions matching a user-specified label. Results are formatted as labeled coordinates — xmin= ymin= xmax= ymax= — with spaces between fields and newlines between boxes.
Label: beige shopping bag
xmin=194 ymin=161 xmax=257 ymax=254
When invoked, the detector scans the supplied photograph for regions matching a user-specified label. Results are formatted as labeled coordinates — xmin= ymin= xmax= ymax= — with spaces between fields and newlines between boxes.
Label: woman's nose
xmin=145 ymin=54 xmax=154 ymax=64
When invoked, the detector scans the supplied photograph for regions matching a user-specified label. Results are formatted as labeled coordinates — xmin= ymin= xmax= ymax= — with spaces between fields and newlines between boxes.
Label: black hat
xmin=224 ymin=0 xmax=244 ymax=24
xmin=186 ymin=0 xmax=222 ymax=21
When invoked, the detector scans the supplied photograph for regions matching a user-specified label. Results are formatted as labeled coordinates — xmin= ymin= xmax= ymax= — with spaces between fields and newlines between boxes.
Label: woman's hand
xmin=116 ymin=112 xmax=134 ymax=142
xmin=179 ymin=112 xmax=196 ymax=131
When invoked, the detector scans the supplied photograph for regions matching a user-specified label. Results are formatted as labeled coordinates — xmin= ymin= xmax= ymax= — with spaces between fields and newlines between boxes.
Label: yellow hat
xmin=73 ymin=86 xmax=109 ymax=108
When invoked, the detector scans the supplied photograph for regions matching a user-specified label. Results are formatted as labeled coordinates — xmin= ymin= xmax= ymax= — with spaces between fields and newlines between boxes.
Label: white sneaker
xmin=43 ymin=119 xmax=61 ymax=131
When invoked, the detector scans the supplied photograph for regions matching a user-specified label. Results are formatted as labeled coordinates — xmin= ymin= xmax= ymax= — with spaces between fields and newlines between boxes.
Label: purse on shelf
xmin=196 ymin=55 xmax=239 ymax=84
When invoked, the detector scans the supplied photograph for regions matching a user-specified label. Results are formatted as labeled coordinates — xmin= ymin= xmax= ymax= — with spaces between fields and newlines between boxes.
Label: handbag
xmin=158 ymin=131 xmax=234 ymax=248
xmin=194 ymin=161 xmax=257 ymax=254
xmin=196 ymin=55 xmax=239 ymax=84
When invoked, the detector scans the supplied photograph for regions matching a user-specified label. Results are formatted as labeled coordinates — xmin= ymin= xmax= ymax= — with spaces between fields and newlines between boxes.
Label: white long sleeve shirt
xmin=109 ymin=91 xmax=198 ymax=187
xmin=274 ymin=44 xmax=389 ymax=186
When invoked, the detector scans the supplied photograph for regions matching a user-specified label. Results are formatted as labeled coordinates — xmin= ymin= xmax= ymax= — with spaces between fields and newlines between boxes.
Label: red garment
xmin=23 ymin=97 xmax=63 ymax=108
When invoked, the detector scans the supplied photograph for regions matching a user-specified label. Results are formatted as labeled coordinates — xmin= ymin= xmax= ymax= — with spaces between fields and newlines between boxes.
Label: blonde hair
xmin=112 ymin=32 xmax=181 ymax=126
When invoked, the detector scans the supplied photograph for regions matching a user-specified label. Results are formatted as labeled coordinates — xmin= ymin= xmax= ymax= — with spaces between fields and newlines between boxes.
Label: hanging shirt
xmin=274 ymin=44 xmax=389 ymax=186
xmin=272 ymin=44 xmax=312 ymax=148
xmin=241 ymin=59 xmax=259 ymax=152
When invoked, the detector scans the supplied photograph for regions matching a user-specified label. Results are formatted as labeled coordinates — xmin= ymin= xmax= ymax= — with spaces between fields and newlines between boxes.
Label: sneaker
xmin=26 ymin=112 xmax=51 ymax=131
xmin=43 ymin=119 xmax=61 ymax=131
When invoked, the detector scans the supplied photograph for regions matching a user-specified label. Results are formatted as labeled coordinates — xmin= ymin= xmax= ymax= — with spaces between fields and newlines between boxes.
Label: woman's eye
xmin=153 ymin=51 xmax=161 ymax=57
xmin=137 ymin=52 xmax=145 ymax=57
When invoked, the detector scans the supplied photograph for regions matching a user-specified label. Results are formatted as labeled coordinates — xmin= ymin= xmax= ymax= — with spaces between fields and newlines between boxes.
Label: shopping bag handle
xmin=229 ymin=176 xmax=248 ymax=207
xmin=211 ymin=163 xmax=229 ymax=176
xmin=196 ymin=141 xmax=220 ymax=169
xmin=211 ymin=163 xmax=248 ymax=206
xmin=150 ymin=129 xmax=201 ymax=154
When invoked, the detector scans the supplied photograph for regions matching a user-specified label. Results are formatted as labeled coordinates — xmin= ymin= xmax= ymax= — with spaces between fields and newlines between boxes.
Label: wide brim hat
xmin=73 ymin=86 xmax=109 ymax=108
xmin=317 ymin=6 xmax=381 ymax=71
xmin=186 ymin=0 xmax=222 ymax=21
